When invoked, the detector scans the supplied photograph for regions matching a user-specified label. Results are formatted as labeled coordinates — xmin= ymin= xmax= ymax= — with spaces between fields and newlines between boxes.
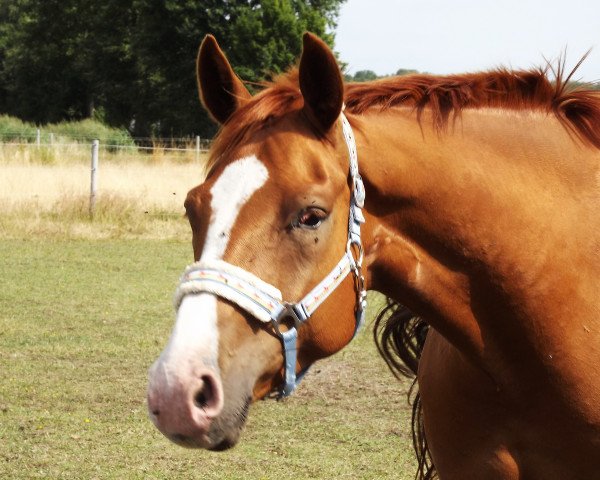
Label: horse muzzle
xmin=147 ymin=359 xmax=225 ymax=448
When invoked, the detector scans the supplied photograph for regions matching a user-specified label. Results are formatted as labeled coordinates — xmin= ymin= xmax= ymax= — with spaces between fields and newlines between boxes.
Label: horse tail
xmin=373 ymin=298 xmax=437 ymax=480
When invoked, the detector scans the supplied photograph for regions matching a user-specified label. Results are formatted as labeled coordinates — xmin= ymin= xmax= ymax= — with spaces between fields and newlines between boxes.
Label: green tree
xmin=0 ymin=0 xmax=135 ymax=125
xmin=130 ymin=0 xmax=344 ymax=137
xmin=350 ymin=70 xmax=378 ymax=82
xmin=396 ymin=68 xmax=418 ymax=76
xmin=0 ymin=0 xmax=346 ymax=137
xmin=227 ymin=0 xmax=339 ymax=82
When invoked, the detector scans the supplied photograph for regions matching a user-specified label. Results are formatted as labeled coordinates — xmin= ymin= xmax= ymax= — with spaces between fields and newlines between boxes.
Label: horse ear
xmin=197 ymin=35 xmax=251 ymax=124
xmin=299 ymin=32 xmax=344 ymax=134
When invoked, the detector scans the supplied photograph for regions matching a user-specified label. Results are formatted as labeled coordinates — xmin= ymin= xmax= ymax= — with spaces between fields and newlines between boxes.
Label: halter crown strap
xmin=173 ymin=112 xmax=366 ymax=398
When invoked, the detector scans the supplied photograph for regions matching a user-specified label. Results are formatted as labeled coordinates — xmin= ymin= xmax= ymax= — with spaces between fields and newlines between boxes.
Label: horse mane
xmin=345 ymin=61 xmax=600 ymax=148
xmin=208 ymin=59 xmax=600 ymax=170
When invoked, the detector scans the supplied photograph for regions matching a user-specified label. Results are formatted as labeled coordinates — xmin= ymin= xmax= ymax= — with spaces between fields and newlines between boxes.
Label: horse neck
xmin=356 ymin=107 xmax=600 ymax=367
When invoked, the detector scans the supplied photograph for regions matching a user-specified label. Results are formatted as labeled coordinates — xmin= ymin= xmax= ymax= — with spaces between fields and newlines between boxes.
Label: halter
xmin=173 ymin=112 xmax=367 ymax=398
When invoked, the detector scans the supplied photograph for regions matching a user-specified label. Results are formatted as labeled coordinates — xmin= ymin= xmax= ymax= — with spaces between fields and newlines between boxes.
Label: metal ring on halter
xmin=346 ymin=238 xmax=364 ymax=272
xmin=354 ymin=271 xmax=366 ymax=295
xmin=354 ymin=175 xmax=366 ymax=208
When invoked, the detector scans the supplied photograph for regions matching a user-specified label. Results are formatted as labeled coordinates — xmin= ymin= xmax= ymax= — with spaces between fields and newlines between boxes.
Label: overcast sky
xmin=336 ymin=0 xmax=600 ymax=81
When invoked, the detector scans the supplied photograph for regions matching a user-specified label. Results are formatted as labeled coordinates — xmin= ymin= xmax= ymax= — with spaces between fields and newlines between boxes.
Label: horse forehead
xmin=198 ymin=155 xmax=269 ymax=261
xmin=187 ymin=154 xmax=270 ymax=202
xmin=210 ymin=154 xmax=268 ymax=191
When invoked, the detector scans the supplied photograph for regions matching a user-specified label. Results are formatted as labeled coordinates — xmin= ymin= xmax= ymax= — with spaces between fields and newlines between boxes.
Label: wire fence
xmin=0 ymin=140 xmax=209 ymax=165
xmin=0 ymin=132 xmax=212 ymax=218
xmin=0 ymin=128 xmax=213 ymax=152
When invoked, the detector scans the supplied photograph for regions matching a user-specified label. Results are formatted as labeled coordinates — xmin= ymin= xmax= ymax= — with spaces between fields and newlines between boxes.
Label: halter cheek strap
xmin=173 ymin=112 xmax=367 ymax=398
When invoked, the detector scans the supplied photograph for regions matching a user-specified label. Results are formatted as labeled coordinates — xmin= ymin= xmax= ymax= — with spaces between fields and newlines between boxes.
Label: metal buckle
xmin=272 ymin=302 xmax=307 ymax=331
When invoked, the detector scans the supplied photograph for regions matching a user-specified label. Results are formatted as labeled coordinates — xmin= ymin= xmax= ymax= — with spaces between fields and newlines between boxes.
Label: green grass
xmin=0 ymin=239 xmax=416 ymax=479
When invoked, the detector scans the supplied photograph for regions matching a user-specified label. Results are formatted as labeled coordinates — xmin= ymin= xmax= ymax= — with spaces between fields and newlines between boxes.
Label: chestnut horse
xmin=147 ymin=33 xmax=600 ymax=479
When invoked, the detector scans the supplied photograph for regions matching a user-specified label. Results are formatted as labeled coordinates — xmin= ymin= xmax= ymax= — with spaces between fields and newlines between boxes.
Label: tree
xmin=0 ymin=0 xmax=136 ymax=125
xmin=130 ymin=0 xmax=344 ymax=137
xmin=227 ymin=0 xmax=338 ymax=82
xmin=350 ymin=70 xmax=378 ymax=82
xmin=0 ymin=0 xmax=346 ymax=137
xmin=396 ymin=68 xmax=418 ymax=76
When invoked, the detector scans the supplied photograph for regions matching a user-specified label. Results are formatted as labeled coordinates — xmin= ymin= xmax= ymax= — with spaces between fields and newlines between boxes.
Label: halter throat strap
xmin=173 ymin=112 xmax=366 ymax=398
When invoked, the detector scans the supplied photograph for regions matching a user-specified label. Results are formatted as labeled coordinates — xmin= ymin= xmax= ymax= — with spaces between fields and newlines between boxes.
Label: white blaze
xmin=201 ymin=156 xmax=269 ymax=261
xmin=162 ymin=155 xmax=269 ymax=369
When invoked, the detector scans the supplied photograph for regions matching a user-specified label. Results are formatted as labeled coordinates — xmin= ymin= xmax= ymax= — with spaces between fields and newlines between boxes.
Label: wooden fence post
xmin=90 ymin=140 xmax=99 ymax=218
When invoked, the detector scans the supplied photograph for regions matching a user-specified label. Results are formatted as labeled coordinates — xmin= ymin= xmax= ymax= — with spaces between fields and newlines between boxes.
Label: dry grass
xmin=0 ymin=145 xmax=208 ymax=239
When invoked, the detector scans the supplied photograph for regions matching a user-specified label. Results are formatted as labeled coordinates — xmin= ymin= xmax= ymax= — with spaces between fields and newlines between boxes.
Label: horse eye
xmin=295 ymin=207 xmax=327 ymax=229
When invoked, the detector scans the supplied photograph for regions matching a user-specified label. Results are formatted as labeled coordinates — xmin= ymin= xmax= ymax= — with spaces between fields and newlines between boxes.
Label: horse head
xmin=147 ymin=33 xmax=367 ymax=450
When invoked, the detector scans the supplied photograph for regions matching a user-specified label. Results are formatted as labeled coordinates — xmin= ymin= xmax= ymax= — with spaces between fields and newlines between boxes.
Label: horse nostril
xmin=194 ymin=375 xmax=216 ymax=410
xmin=194 ymin=390 xmax=208 ymax=409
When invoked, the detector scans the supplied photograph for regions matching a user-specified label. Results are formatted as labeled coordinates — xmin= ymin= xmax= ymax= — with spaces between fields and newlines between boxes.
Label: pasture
xmin=0 ymin=154 xmax=416 ymax=479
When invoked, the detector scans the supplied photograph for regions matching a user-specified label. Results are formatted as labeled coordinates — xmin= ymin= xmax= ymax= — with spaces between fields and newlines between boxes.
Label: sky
xmin=336 ymin=0 xmax=600 ymax=81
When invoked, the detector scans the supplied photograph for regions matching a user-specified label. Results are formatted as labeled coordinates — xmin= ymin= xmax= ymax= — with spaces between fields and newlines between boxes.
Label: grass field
xmin=1 ymin=145 xmax=417 ymax=478
xmin=0 ymin=239 xmax=416 ymax=479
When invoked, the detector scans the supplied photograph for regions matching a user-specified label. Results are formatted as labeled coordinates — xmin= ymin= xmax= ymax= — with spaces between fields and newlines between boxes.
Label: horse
xmin=147 ymin=33 xmax=600 ymax=479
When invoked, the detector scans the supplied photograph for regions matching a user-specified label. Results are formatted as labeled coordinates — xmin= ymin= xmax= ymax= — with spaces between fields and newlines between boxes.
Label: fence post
xmin=49 ymin=133 xmax=54 ymax=145
xmin=36 ymin=129 xmax=41 ymax=146
xmin=196 ymin=135 xmax=200 ymax=162
xmin=90 ymin=140 xmax=99 ymax=218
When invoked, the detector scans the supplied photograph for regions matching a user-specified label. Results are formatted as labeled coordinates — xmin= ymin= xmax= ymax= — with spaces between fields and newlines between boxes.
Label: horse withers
xmin=147 ymin=33 xmax=600 ymax=479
